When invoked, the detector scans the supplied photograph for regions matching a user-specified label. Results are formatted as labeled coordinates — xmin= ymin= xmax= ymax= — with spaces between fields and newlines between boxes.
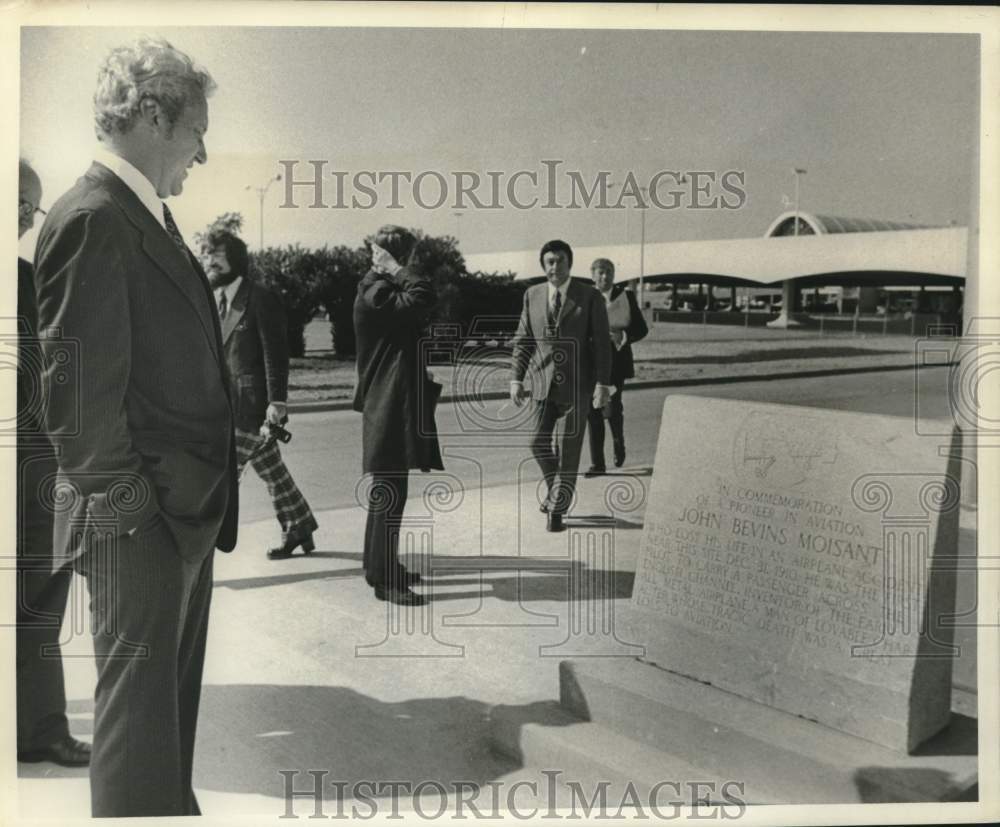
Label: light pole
xmin=769 ymin=167 xmax=807 ymax=328
xmin=637 ymin=175 xmax=686 ymax=312
xmin=792 ymin=167 xmax=807 ymax=236
xmin=639 ymin=186 xmax=647 ymax=310
xmin=245 ymin=173 xmax=282 ymax=250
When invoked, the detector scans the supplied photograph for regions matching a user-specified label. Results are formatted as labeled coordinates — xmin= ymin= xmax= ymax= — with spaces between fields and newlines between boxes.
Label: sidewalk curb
xmin=287 ymin=361 xmax=949 ymax=415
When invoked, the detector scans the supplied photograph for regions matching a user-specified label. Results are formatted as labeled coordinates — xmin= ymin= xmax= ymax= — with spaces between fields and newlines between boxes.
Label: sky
xmin=19 ymin=26 xmax=980 ymax=268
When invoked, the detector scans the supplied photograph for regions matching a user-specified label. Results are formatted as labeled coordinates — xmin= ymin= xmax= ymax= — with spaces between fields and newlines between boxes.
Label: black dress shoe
xmin=387 ymin=568 xmax=421 ymax=586
xmin=546 ymin=512 xmax=565 ymax=532
xmin=268 ymin=532 xmax=315 ymax=559
xmin=374 ymin=584 xmax=426 ymax=606
xmin=584 ymin=465 xmax=606 ymax=478
xmin=18 ymin=735 xmax=91 ymax=767
xmin=613 ymin=442 xmax=626 ymax=468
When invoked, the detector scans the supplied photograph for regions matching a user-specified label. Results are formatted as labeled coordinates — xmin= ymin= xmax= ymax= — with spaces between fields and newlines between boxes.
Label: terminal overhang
xmin=465 ymin=227 xmax=967 ymax=287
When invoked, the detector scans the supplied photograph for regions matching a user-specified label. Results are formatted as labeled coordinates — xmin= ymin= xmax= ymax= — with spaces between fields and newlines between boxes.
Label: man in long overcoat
xmin=585 ymin=257 xmax=649 ymax=474
xmin=353 ymin=225 xmax=442 ymax=605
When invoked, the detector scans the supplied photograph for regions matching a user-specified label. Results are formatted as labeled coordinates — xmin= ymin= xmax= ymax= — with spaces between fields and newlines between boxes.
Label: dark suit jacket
xmin=17 ymin=257 xmax=58 ymax=558
xmin=220 ymin=278 xmax=288 ymax=432
xmin=33 ymin=162 xmax=238 ymax=566
xmin=603 ymin=285 xmax=649 ymax=384
xmin=511 ymin=277 xmax=613 ymax=403
xmin=17 ymin=257 xmax=55 ymax=448
xmin=353 ymin=266 xmax=443 ymax=474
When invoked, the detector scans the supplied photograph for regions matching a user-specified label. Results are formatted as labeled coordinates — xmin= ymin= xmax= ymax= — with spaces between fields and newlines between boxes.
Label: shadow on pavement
xmin=424 ymin=560 xmax=635 ymax=604
xmin=193 ymin=684 xmax=571 ymax=803
xmin=639 ymin=346 xmax=908 ymax=365
xmin=215 ymin=565 xmax=364 ymax=591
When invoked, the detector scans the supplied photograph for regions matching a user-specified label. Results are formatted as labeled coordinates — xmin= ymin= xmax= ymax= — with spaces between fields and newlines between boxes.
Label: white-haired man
xmin=34 ymin=38 xmax=237 ymax=817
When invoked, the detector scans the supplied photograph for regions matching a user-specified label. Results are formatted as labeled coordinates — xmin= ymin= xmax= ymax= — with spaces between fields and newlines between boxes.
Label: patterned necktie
xmin=218 ymin=291 xmax=228 ymax=320
xmin=162 ymin=203 xmax=188 ymax=256
xmin=547 ymin=289 xmax=562 ymax=333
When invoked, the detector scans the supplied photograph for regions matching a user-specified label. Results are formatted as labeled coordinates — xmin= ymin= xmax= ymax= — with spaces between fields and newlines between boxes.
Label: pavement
xmin=12 ymin=367 xmax=981 ymax=821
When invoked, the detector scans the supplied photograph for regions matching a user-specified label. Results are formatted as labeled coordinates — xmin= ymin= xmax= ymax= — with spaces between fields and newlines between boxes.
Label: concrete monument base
xmin=490 ymin=658 xmax=977 ymax=805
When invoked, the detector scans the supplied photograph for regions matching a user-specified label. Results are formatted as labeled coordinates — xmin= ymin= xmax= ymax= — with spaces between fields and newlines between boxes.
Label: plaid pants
xmin=236 ymin=428 xmax=318 ymax=541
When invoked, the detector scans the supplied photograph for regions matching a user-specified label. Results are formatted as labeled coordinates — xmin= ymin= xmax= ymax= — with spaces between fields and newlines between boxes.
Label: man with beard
xmin=203 ymin=229 xmax=318 ymax=558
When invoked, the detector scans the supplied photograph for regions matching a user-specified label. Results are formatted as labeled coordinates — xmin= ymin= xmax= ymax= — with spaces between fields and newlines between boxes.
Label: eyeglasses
xmin=18 ymin=198 xmax=46 ymax=218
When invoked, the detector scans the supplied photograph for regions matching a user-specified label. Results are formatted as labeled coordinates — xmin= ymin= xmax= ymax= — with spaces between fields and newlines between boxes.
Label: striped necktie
xmin=218 ymin=291 xmax=228 ymax=320
xmin=162 ymin=203 xmax=188 ymax=255
xmin=547 ymin=288 xmax=562 ymax=334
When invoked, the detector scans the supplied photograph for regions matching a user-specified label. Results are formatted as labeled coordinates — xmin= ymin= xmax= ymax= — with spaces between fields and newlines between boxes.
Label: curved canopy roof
xmin=763 ymin=211 xmax=932 ymax=237
xmin=466 ymin=223 xmax=966 ymax=287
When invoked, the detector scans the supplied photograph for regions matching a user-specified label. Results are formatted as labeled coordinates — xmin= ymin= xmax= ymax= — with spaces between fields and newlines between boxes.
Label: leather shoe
xmin=613 ymin=442 xmax=626 ymax=468
xmin=546 ymin=512 xmax=565 ymax=532
xmin=18 ymin=735 xmax=91 ymax=767
xmin=268 ymin=532 xmax=315 ymax=559
xmin=584 ymin=465 xmax=606 ymax=478
xmin=374 ymin=584 xmax=426 ymax=606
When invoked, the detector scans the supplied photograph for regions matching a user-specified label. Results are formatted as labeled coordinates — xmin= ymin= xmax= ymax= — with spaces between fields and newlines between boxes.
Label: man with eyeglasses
xmin=15 ymin=159 xmax=92 ymax=770
xmin=18 ymin=160 xmax=46 ymax=236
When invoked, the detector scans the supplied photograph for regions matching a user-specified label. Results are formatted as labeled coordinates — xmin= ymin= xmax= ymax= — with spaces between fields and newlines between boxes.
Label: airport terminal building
xmin=465 ymin=210 xmax=967 ymax=334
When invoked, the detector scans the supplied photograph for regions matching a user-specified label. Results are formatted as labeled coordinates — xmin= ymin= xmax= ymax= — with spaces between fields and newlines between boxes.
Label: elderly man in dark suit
xmin=584 ymin=257 xmax=649 ymax=475
xmin=15 ymin=159 xmax=92 ymax=768
xmin=203 ymin=229 xmax=318 ymax=559
xmin=510 ymin=240 xmax=613 ymax=532
xmin=33 ymin=38 xmax=237 ymax=817
xmin=353 ymin=225 xmax=442 ymax=606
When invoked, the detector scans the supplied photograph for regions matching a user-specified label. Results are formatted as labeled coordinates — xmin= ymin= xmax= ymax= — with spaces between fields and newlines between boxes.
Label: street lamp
xmin=637 ymin=174 xmax=686 ymax=311
xmin=792 ymin=167 xmax=807 ymax=236
xmin=768 ymin=167 xmax=808 ymax=329
xmin=452 ymin=210 xmax=464 ymax=241
xmin=245 ymin=173 xmax=282 ymax=250
xmin=639 ymin=186 xmax=648 ymax=310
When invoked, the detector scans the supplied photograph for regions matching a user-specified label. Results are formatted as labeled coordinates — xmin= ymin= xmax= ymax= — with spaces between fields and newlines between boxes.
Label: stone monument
xmin=545 ymin=396 xmax=976 ymax=803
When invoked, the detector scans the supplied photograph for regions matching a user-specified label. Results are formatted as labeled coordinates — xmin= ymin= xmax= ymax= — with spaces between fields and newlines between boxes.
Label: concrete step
xmin=489 ymin=702 xmax=752 ymax=812
xmin=551 ymin=658 xmax=978 ymax=804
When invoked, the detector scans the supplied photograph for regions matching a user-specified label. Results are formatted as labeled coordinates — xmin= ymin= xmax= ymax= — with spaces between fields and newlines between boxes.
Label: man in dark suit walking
xmin=33 ymin=38 xmax=237 ymax=817
xmin=15 ymin=159 xmax=92 ymax=768
xmin=353 ymin=225 xmax=442 ymax=605
xmin=510 ymin=240 xmax=613 ymax=532
xmin=584 ymin=257 xmax=649 ymax=475
xmin=202 ymin=228 xmax=318 ymax=559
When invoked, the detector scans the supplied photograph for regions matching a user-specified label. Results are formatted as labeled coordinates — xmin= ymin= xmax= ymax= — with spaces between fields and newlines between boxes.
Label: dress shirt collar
xmin=600 ymin=287 xmax=614 ymax=302
xmin=547 ymin=280 xmax=569 ymax=306
xmin=213 ymin=276 xmax=243 ymax=306
xmin=94 ymin=146 xmax=166 ymax=229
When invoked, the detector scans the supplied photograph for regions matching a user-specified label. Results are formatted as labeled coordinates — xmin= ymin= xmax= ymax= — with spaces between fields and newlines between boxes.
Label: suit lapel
xmin=560 ymin=280 xmax=580 ymax=326
xmin=221 ymin=279 xmax=250 ymax=344
xmin=89 ymin=164 xmax=223 ymax=367
xmin=531 ymin=283 xmax=549 ymax=337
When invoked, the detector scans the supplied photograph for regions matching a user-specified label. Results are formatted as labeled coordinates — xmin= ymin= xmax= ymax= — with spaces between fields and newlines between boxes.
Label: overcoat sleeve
xmin=256 ymin=288 xmax=290 ymax=404
xmin=625 ymin=290 xmax=649 ymax=344
xmin=590 ymin=289 xmax=613 ymax=387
